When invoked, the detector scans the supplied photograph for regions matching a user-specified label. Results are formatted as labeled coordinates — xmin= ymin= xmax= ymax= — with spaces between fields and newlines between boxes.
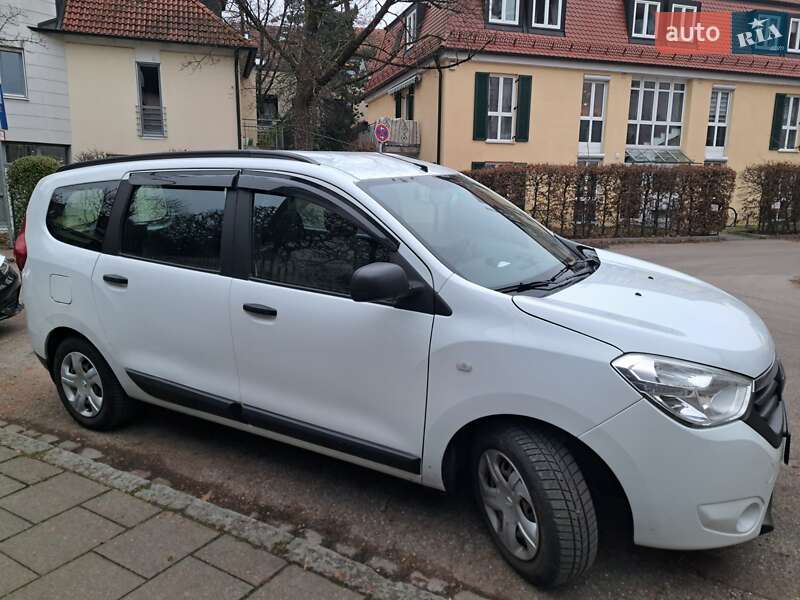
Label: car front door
xmin=228 ymin=173 xmax=435 ymax=474
xmin=92 ymin=170 xmax=241 ymax=412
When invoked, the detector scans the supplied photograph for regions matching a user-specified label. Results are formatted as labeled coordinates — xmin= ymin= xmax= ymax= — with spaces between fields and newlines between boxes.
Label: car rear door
xmin=228 ymin=172 xmax=436 ymax=474
xmin=92 ymin=170 xmax=241 ymax=414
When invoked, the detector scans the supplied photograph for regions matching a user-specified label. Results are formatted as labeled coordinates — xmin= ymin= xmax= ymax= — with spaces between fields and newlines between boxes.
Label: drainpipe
xmin=234 ymin=50 xmax=242 ymax=150
xmin=434 ymin=53 xmax=443 ymax=165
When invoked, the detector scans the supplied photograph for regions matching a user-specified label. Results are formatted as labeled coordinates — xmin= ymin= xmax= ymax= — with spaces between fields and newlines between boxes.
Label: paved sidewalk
xmin=0 ymin=426 xmax=453 ymax=600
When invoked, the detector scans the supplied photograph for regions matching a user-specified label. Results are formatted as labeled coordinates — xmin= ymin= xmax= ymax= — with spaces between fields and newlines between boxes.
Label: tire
xmin=471 ymin=422 xmax=598 ymax=588
xmin=52 ymin=337 xmax=136 ymax=430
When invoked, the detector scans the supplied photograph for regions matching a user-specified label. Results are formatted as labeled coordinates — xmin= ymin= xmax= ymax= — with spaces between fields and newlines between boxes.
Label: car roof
xmin=56 ymin=151 xmax=456 ymax=183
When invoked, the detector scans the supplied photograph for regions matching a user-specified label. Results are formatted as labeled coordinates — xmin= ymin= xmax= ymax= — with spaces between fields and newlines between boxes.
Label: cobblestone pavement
xmin=0 ymin=427 xmax=469 ymax=600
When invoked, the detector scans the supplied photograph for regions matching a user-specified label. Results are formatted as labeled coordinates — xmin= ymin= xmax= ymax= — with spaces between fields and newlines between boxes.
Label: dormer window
xmin=532 ymin=0 xmax=563 ymax=29
xmin=632 ymin=0 xmax=660 ymax=38
xmin=404 ymin=10 xmax=418 ymax=51
xmin=789 ymin=18 xmax=800 ymax=53
xmin=489 ymin=0 xmax=519 ymax=25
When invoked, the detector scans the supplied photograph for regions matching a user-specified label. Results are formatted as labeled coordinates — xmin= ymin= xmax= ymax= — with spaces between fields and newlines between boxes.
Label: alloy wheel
xmin=478 ymin=449 xmax=540 ymax=561
xmin=60 ymin=351 xmax=104 ymax=418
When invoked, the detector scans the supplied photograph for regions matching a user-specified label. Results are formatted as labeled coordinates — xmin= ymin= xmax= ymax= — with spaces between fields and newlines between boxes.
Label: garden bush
xmin=7 ymin=155 xmax=59 ymax=234
xmin=741 ymin=163 xmax=799 ymax=234
xmin=463 ymin=163 xmax=736 ymax=239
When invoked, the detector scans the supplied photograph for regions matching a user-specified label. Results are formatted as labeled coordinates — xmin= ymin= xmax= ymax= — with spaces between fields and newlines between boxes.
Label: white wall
xmin=1 ymin=0 xmax=71 ymax=147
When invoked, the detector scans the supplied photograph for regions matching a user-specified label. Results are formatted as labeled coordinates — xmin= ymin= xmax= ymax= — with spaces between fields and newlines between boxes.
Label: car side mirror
xmin=351 ymin=262 xmax=411 ymax=303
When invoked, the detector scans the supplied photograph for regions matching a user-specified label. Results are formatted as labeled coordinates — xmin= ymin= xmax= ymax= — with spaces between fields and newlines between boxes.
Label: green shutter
xmin=473 ymin=72 xmax=489 ymax=141
xmin=395 ymin=93 xmax=402 ymax=118
xmin=769 ymin=93 xmax=786 ymax=150
xmin=515 ymin=75 xmax=532 ymax=142
xmin=407 ymin=88 xmax=415 ymax=120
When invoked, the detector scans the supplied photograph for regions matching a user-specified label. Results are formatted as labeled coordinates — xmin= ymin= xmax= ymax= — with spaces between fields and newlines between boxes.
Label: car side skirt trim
xmin=125 ymin=370 xmax=422 ymax=475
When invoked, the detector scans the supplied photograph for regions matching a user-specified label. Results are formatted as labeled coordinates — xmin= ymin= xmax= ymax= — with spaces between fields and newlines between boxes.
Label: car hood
xmin=512 ymin=249 xmax=775 ymax=378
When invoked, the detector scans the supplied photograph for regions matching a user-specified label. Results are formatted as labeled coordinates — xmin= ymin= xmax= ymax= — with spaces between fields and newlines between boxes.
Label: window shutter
xmin=395 ymin=93 xmax=402 ymax=118
xmin=473 ymin=72 xmax=489 ymax=141
xmin=407 ymin=88 xmax=415 ymax=120
xmin=515 ymin=75 xmax=532 ymax=142
xmin=769 ymin=93 xmax=786 ymax=150
xmin=416 ymin=5 xmax=427 ymax=38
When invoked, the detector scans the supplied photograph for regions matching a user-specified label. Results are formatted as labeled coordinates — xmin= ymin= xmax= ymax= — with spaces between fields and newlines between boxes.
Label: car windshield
xmin=358 ymin=174 xmax=579 ymax=291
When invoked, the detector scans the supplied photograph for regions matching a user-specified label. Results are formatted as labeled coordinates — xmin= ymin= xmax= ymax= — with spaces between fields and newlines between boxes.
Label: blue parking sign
xmin=0 ymin=85 xmax=7 ymax=130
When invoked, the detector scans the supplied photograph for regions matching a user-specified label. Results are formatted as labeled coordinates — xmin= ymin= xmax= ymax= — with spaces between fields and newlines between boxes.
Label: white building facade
xmin=0 ymin=0 xmax=71 ymax=236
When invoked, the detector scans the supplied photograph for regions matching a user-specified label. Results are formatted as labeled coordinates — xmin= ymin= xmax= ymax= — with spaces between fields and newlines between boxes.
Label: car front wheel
xmin=472 ymin=422 xmax=598 ymax=588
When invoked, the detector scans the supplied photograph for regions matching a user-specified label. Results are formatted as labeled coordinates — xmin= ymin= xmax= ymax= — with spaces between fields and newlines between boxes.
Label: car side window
xmin=121 ymin=185 xmax=226 ymax=271
xmin=46 ymin=181 xmax=119 ymax=251
xmin=252 ymin=191 xmax=392 ymax=294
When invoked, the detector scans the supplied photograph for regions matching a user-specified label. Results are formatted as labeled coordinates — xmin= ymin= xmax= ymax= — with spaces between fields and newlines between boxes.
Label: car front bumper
xmin=581 ymin=397 xmax=786 ymax=550
xmin=0 ymin=267 xmax=23 ymax=320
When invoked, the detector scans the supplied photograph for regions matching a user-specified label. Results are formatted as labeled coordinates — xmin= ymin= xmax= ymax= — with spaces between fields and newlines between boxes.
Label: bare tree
xmin=228 ymin=0 xmax=488 ymax=149
xmin=0 ymin=5 xmax=41 ymax=46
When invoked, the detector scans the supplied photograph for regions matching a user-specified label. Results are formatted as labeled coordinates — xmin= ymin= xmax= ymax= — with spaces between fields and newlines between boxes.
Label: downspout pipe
xmin=234 ymin=50 xmax=242 ymax=150
xmin=434 ymin=53 xmax=443 ymax=165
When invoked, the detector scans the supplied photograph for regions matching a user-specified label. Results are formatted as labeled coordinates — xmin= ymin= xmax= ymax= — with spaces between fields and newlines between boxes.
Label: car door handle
xmin=103 ymin=274 xmax=128 ymax=286
xmin=243 ymin=303 xmax=277 ymax=318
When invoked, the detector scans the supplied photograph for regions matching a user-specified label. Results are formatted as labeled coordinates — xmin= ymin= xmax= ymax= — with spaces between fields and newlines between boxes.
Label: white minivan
xmin=21 ymin=151 xmax=789 ymax=587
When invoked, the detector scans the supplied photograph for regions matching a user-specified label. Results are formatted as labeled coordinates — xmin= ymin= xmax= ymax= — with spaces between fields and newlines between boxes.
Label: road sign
xmin=374 ymin=122 xmax=390 ymax=144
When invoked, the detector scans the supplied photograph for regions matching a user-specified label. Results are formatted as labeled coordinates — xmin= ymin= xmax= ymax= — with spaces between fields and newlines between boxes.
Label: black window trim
xmin=105 ymin=169 xmax=238 ymax=275
xmin=483 ymin=0 xmax=567 ymax=35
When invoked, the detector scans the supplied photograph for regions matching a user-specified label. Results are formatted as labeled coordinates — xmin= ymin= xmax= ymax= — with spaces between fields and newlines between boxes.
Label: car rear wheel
xmin=471 ymin=422 xmax=598 ymax=588
xmin=53 ymin=337 xmax=136 ymax=430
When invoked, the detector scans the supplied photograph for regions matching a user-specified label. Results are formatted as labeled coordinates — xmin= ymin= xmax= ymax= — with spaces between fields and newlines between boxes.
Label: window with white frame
xmin=0 ymin=48 xmax=26 ymax=97
xmin=489 ymin=0 xmax=519 ymax=25
xmin=789 ymin=18 xmax=800 ymax=53
xmin=532 ymin=0 xmax=562 ymax=29
xmin=632 ymin=0 xmax=660 ymax=38
xmin=780 ymin=95 xmax=800 ymax=150
xmin=404 ymin=10 xmax=417 ymax=51
xmin=578 ymin=79 xmax=606 ymax=156
xmin=627 ymin=80 xmax=685 ymax=146
xmin=669 ymin=3 xmax=698 ymax=30
xmin=488 ymin=75 xmax=516 ymax=141
xmin=705 ymin=88 xmax=731 ymax=160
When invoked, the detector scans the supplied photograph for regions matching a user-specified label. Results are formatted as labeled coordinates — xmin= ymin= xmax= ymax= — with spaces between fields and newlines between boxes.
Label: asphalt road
xmin=1 ymin=239 xmax=798 ymax=600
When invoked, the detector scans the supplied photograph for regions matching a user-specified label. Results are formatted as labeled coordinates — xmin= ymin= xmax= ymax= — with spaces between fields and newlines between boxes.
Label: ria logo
xmin=732 ymin=11 xmax=787 ymax=54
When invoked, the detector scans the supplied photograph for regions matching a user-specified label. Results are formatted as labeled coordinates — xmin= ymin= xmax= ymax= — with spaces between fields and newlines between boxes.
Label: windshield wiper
xmin=496 ymin=259 xmax=596 ymax=294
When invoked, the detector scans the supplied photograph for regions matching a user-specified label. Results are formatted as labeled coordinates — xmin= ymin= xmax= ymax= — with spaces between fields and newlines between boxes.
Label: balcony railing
xmin=242 ymin=118 xmax=285 ymax=149
xmin=137 ymin=105 xmax=166 ymax=138
xmin=372 ymin=118 xmax=420 ymax=156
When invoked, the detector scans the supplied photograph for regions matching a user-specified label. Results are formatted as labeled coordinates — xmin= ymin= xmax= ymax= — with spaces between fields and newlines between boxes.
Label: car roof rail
xmin=384 ymin=153 xmax=429 ymax=173
xmin=56 ymin=150 xmax=320 ymax=173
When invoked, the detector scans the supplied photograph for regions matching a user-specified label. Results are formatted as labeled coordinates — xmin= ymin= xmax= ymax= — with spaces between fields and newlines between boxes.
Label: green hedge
xmin=8 ymin=155 xmax=60 ymax=234
xmin=463 ymin=163 xmax=737 ymax=238
xmin=741 ymin=163 xmax=799 ymax=234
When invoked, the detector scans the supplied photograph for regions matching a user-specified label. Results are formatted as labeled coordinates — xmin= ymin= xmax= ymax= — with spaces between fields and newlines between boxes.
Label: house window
xmin=789 ymin=18 xmax=800 ymax=53
xmin=0 ymin=49 xmax=26 ymax=97
xmin=532 ymin=0 xmax=562 ymax=29
xmin=260 ymin=95 xmax=278 ymax=122
xmin=404 ymin=10 xmax=417 ymax=51
xmin=705 ymin=88 xmax=731 ymax=160
xmin=137 ymin=63 xmax=165 ymax=137
xmin=632 ymin=0 xmax=660 ymax=38
xmin=489 ymin=0 xmax=519 ymax=25
xmin=627 ymin=79 xmax=685 ymax=147
xmin=578 ymin=79 xmax=606 ymax=156
xmin=780 ymin=96 xmax=800 ymax=150
xmin=488 ymin=75 xmax=516 ymax=142
xmin=669 ymin=3 xmax=698 ymax=30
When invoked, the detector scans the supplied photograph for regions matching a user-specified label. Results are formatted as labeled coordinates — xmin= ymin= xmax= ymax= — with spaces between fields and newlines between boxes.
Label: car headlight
xmin=612 ymin=354 xmax=753 ymax=427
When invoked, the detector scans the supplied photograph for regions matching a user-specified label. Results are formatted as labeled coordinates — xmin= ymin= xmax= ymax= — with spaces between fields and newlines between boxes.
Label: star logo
xmin=749 ymin=17 xmax=766 ymax=29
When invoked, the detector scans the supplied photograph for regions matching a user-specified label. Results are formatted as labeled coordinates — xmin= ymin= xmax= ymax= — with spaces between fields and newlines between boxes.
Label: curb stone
xmin=0 ymin=424 xmax=449 ymax=600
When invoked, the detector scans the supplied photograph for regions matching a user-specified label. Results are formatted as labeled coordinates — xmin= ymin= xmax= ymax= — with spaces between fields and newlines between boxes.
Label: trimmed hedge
xmin=741 ymin=163 xmax=799 ymax=234
xmin=463 ymin=164 xmax=736 ymax=238
xmin=8 ymin=155 xmax=60 ymax=234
